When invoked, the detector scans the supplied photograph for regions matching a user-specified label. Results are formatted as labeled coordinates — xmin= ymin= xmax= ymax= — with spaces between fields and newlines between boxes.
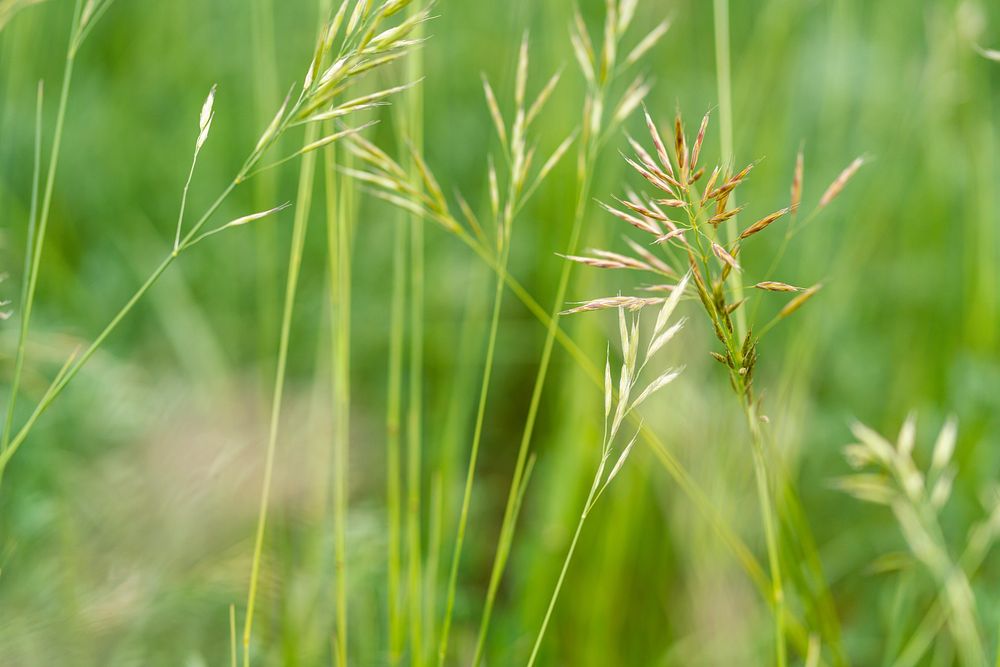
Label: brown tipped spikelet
xmin=739 ymin=207 xmax=789 ymax=240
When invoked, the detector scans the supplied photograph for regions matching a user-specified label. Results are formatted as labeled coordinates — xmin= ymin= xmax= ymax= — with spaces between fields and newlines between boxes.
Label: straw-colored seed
xmin=739 ymin=207 xmax=789 ymax=239
xmin=754 ymin=281 xmax=801 ymax=292
xmin=711 ymin=242 xmax=741 ymax=272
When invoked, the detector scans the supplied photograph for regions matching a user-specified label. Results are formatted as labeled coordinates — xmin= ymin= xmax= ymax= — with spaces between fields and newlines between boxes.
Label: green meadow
xmin=1 ymin=0 xmax=999 ymax=664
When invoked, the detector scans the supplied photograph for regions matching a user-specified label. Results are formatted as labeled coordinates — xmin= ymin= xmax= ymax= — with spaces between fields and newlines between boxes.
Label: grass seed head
xmin=561 ymin=295 xmax=664 ymax=315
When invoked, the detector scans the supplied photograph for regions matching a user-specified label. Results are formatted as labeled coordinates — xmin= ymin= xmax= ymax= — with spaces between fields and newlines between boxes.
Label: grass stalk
xmin=404 ymin=7 xmax=426 ymax=661
xmin=0 ymin=177 xmax=239 ymax=475
xmin=241 ymin=123 xmax=320 ymax=666
xmin=436 ymin=233 xmax=511 ymax=666
xmin=324 ymin=134 xmax=352 ymax=666
xmin=386 ymin=193 xmax=408 ymax=665
xmin=525 ymin=485 xmax=593 ymax=667
xmin=712 ymin=0 xmax=746 ymax=340
xmin=249 ymin=0 xmax=281 ymax=387
xmin=745 ymin=399 xmax=787 ymax=667
xmin=1 ymin=80 xmax=44 ymax=459
xmin=1 ymin=0 xmax=82 ymax=477
xmin=469 ymin=98 xmax=601 ymax=667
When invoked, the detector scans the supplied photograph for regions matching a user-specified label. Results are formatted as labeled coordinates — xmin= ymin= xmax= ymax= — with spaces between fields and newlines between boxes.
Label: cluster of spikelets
xmin=526 ymin=274 xmax=687 ymax=666
xmin=592 ymin=274 xmax=688 ymax=507
xmin=563 ymin=107 xmax=863 ymax=402
xmin=341 ymin=35 xmax=577 ymax=255
xmin=837 ymin=417 xmax=1000 ymax=665
xmin=170 ymin=0 xmax=430 ymax=252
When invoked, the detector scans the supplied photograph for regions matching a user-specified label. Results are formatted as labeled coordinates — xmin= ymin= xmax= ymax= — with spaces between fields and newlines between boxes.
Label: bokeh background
xmin=1 ymin=0 xmax=999 ymax=664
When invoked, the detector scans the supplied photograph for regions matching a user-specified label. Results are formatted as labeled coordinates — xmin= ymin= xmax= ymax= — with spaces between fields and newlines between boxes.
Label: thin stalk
xmin=745 ymin=398 xmax=786 ymax=667
xmin=249 ymin=0 xmax=281 ymax=390
xmin=525 ymin=481 xmax=597 ymax=667
xmin=230 ymin=605 xmax=238 ymax=667
xmin=241 ymin=124 xmax=320 ymax=666
xmin=1 ymin=81 xmax=44 ymax=457
xmin=437 ymin=236 xmax=512 ymax=666
xmin=324 ymin=136 xmax=351 ymax=666
xmin=0 ymin=179 xmax=239 ymax=474
xmin=712 ymin=0 xmax=746 ymax=340
xmin=1 ymin=0 xmax=81 ymax=475
xmin=470 ymin=104 xmax=601 ymax=667
xmin=424 ymin=473 xmax=443 ymax=664
xmin=405 ymin=5 xmax=426 ymax=663
xmin=386 ymin=199 xmax=408 ymax=665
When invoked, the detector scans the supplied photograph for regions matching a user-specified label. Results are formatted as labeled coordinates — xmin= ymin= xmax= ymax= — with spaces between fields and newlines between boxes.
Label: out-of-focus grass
xmin=1 ymin=0 xmax=999 ymax=665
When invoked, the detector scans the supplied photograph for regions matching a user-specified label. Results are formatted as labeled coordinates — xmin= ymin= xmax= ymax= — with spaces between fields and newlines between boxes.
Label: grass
xmin=2 ymin=0 xmax=1000 ymax=665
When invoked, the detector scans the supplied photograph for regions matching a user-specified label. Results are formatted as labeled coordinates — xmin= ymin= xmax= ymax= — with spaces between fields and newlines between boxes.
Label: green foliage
xmin=1 ymin=0 xmax=1000 ymax=665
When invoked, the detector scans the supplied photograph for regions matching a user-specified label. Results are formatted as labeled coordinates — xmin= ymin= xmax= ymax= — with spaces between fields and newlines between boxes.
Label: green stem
xmin=405 ymin=5 xmax=426 ymax=661
xmin=745 ymin=397 xmax=786 ymax=667
xmin=0 ymin=179 xmax=238 ymax=476
xmin=2 ymin=81 xmax=45 ymax=458
xmin=386 ymin=205 xmax=407 ymax=665
xmin=470 ymin=129 xmax=598 ymax=667
xmin=437 ymin=237 xmax=511 ymax=666
xmin=2 ymin=0 xmax=81 ymax=474
xmin=325 ymin=136 xmax=351 ymax=667
xmin=712 ymin=0 xmax=746 ymax=340
xmin=526 ymin=481 xmax=598 ymax=667
xmin=241 ymin=125 xmax=320 ymax=666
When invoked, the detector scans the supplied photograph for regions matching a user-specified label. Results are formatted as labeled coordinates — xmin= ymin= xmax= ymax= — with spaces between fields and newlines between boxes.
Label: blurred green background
xmin=1 ymin=0 xmax=999 ymax=664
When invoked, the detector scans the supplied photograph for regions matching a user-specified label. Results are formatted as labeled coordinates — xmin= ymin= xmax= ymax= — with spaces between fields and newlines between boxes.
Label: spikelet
xmin=819 ymin=156 xmax=864 ymax=207
xmin=711 ymin=242 xmax=741 ymax=272
xmin=753 ymin=281 xmax=801 ymax=292
xmin=791 ymin=147 xmax=804 ymax=212
xmin=739 ymin=207 xmax=789 ymax=240
xmin=778 ymin=284 xmax=822 ymax=318
xmin=561 ymin=295 xmax=664 ymax=315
